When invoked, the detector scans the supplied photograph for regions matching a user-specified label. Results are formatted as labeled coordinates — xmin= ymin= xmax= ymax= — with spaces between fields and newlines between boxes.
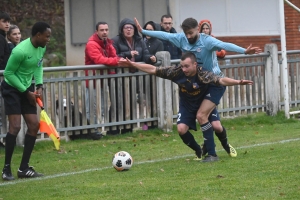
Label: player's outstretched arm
xmin=118 ymin=58 xmax=156 ymax=75
xmin=245 ymin=44 xmax=262 ymax=54
xmin=134 ymin=18 xmax=143 ymax=33
xmin=219 ymin=77 xmax=253 ymax=86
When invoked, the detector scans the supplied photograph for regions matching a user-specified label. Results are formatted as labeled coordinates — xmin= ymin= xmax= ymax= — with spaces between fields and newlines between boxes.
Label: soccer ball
xmin=112 ymin=151 xmax=133 ymax=171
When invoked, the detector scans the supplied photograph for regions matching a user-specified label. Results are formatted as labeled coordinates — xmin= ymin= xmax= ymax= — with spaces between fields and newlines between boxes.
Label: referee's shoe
xmin=2 ymin=165 xmax=15 ymax=181
xmin=18 ymin=166 xmax=43 ymax=178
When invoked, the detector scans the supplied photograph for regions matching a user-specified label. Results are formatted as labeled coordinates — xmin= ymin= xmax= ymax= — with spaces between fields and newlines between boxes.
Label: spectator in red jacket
xmin=198 ymin=19 xmax=226 ymax=59
xmin=85 ymin=21 xmax=120 ymax=139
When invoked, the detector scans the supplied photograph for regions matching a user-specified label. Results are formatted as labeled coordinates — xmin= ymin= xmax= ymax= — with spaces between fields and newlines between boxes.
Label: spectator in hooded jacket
xmin=112 ymin=18 xmax=156 ymax=72
xmin=199 ymin=19 xmax=226 ymax=59
xmin=142 ymin=21 xmax=163 ymax=56
xmin=160 ymin=14 xmax=182 ymax=59
xmin=85 ymin=21 xmax=120 ymax=139
xmin=112 ymin=18 xmax=156 ymax=132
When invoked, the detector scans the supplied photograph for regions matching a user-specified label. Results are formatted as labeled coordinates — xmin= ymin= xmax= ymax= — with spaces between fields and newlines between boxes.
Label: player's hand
xmin=134 ymin=18 xmax=143 ymax=33
xmin=245 ymin=44 xmax=262 ymax=54
xmin=118 ymin=57 xmax=134 ymax=67
xmin=150 ymin=55 xmax=156 ymax=63
xmin=239 ymin=80 xmax=253 ymax=85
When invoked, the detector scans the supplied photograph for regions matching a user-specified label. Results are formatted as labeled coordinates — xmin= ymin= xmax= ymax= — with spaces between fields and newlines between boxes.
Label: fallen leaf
xmin=162 ymin=134 xmax=171 ymax=137
xmin=160 ymin=168 xmax=164 ymax=172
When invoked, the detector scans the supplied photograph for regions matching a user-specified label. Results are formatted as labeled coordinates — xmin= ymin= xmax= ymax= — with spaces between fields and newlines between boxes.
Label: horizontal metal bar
xmin=56 ymin=117 xmax=159 ymax=132
xmin=217 ymin=104 xmax=266 ymax=112
xmin=220 ymin=62 xmax=265 ymax=69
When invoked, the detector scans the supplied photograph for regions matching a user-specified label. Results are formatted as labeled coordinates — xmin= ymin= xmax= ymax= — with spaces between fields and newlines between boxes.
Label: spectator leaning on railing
xmin=85 ymin=21 xmax=121 ymax=139
xmin=112 ymin=18 xmax=157 ymax=133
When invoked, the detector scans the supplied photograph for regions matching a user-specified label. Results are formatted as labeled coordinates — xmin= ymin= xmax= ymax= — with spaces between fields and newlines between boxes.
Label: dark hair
xmin=143 ymin=21 xmax=157 ymax=30
xmin=181 ymin=52 xmax=197 ymax=63
xmin=0 ymin=11 xmax=11 ymax=21
xmin=95 ymin=21 xmax=108 ymax=31
xmin=181 ymin=18 xmax=198 ymax=32
xmin=161 ymin=14 xmax=172 ymax=22
xmin=31 ymin=22 xmax=51 ymax=36
xmin=7 ymin=25 xmax=19 ymax=36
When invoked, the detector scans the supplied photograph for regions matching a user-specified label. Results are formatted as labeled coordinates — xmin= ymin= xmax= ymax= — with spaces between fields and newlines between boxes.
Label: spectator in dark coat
xmin=112 ymin=18 xmax=156 ymax=132
xmin=142 ymin=21 xmax=163 ymax=56
xmin=159 ymin=14 xmax=182 ymax=59
xmin=112 ymin=18 xmax=156 ymax=72
xmin=0 ymin=11 xmax=11 ymax=149
xmin=0 ymin=11 xmax=11 ymax=70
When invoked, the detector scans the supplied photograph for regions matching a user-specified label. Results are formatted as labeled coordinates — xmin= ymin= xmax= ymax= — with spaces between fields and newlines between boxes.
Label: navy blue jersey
xmin=156 ymin=65 xmax=221 ymax=112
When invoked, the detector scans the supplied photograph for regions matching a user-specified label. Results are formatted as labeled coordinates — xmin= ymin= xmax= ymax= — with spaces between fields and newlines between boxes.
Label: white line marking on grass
xmin=0 ymin=137 xmax=299 ymax=187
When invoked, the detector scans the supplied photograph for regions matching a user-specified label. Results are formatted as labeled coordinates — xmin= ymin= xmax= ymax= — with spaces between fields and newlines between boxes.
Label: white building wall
xmin=65 ymin=0 xmax=280 ymax=65
xmin=64 ymin=0 xmax=85 ymax=65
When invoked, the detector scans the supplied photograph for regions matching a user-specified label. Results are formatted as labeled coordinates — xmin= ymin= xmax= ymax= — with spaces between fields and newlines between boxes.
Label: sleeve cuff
xmin=22 ymin=89 xmax=30 ymax=95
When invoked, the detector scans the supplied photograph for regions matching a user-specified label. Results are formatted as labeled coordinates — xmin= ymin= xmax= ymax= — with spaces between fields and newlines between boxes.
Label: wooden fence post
xmin=264 ymin=44 xmax=279 ymax=116
xmin=155 ymin=51 xmax=173 ymax=132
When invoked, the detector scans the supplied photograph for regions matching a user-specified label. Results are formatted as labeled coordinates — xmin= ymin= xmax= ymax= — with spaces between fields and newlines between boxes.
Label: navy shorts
xmin=177 ymin=105 xmax=219 ymax=131
xmin=1 ymin=80 xmax=36 ymax=115
xmin=208 ymin=108 xmax=220 ymax=122
xmin=204 ymin=84 xmax=226 ymax=105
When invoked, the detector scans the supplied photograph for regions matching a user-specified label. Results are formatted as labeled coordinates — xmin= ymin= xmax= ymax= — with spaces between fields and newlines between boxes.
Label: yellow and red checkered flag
xmin=36 ymin=98 xmax=60 ymax=150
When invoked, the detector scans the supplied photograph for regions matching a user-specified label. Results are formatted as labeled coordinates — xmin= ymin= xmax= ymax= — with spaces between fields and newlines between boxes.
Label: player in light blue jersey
xmin=134 ymin=17 xmax=261 ymax=161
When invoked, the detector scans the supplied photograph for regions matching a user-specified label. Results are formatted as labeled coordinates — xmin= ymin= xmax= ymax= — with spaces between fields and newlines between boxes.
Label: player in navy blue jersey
xmin=118 ymin=52 xmax=253 ymax=162
xmin=134 ymin=17 xmax=261 ymax=161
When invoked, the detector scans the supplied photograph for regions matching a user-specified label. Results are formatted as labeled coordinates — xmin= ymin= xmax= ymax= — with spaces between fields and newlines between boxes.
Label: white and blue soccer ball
xmin=112 ymin=151 xmax=133 ymax=171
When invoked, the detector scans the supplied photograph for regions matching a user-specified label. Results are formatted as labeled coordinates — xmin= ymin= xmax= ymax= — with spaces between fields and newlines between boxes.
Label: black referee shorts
xmin=1 ymin=80 xmax=36 ymax=115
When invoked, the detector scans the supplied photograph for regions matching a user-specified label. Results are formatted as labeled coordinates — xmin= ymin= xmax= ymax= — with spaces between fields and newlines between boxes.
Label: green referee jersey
xmin=4 ymin=38 xmax=45 ymax=93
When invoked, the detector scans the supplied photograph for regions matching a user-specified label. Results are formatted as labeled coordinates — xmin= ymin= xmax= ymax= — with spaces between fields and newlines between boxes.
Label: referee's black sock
xmin=20 ymin=134 xmax=36 ymax=170
xmin=215 ymin=126 xmax=229 ymax=149
xmin=4 ymin=132 xmax=17 ymax=166
xmin=179 ymin=131 xmax=201 ymax=152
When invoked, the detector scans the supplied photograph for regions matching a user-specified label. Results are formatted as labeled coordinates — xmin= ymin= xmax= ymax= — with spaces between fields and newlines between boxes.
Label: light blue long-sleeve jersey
xmin=142 ymin=30 xmax=246 ymax=75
